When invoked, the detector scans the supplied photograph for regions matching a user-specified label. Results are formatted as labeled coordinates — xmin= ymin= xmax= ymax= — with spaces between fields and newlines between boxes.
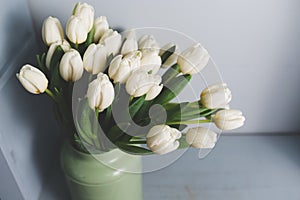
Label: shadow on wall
xmin=0 ymin=9 xmax=66 ymax=199
xmin=1 ymin=9 xmax=32 ymax=71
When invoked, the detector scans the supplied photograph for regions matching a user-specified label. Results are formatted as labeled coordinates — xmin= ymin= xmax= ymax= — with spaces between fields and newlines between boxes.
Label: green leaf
xmin=41 ymin=53 xmax=46 ymax=67
xmin=107 ymin=123 xmax=130 ymax=142
xmin=106 ymin=53 xmax=114 ymax=65
xmin=48 ymin=46 xmax=65 ymax=89
xmin=104 ymin=105 xmax=112 ymax=127
xmin=50 ymin=46 xmax=64 ymax=70
xmin=200 ymin=109 xmax=219 ymax=117
xmin=36 ymin=53 xmax=49 ymax=76
xmin=113 ymin=82 xmax=122 ymax=100
xmin=132 ymin=100 xmax=153 ymax=125
xmin=164 ymin=102 xmax=188 ymax=113
xmin=72 ymin=2 xmax=79 ymax=15
xmin=154 ymin=74 xmax=192 ymax=105
xmin=164 ymin=101 xmax=205 ymax=122
xmin=85 ymin=25 xmax=95 ymax=47
xmin=116 ymin=142 xmax=153 ymax=155
xmin=75 ymin=118 xmax=94 ymax=145
xmin=161 ymin=45 xmax=176 ymax=63
xmin=75 ymin=98 xmax=95 ymax=142
xmin=162 ymin=64 xmax=180 ymax=84
xmin=49 ymin=63 xmax=61 ymax=89
xmin=165 ymin=102 xmax=188 ymax=122
xmin=129 ymin=95 xmax=146 ymax=118
xmin=128 ymin=140 xmax=147 ymax=144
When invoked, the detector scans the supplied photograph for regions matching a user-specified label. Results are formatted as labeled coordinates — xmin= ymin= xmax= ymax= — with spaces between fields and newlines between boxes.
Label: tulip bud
xmin=83 ymin=43 xmax=107 ymax=74
xmin=16 ymin=64 xmax=48 ymax=94
xmin=73 ymin=2 xmax=94 ymax=32
xmin=46 ymin=40 xmax=71 ymax=69
xmin=159 ymin=43 xmax=179 ymax=68
xmin=200 ymin=83 xmax=232 ymax=109
xmin=214 ymin=109 xmax=245 ymax=130
xmin=42 ymin=16 xmax=64 ymax=46
xmin=138 ymin=35 xmax=160 ymax=55
xmin=121 ymin=38 xmax=138 ymax=55
xmin=109 ymin=51 xmax=142 ymax=83
xmin=99 ymin=29 xmax=122 ymax=56
xmin=59 ymin=49 xmax=83 ymax=82
xmin=121 ymin=29 xmax=138 ymax=55
xmin=93 ymin=16 xmax=109 ymax=42
xmin=66 ymin=16 xmax=89 ymax=44
xmin=86 ymin=73 xmax=115 ymax=111
xmin=122 ymin=29 xmax=137 ymax=40
xmin=140 ymin=51 xmax=162 ymax=74
xmin=146 ymin=125 xmax=181 ymax=155
xmin=177 ymin=43 xmax=210 ymax=74
xmin=126 ymin=70 xmax=163 ymax=100
xmin=185 ymin=127 xmax=217 ymax=148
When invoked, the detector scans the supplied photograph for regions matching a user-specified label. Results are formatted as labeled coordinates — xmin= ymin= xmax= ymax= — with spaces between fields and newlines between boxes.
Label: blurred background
xmin=0 ymin=0 xmax=300 ymax=199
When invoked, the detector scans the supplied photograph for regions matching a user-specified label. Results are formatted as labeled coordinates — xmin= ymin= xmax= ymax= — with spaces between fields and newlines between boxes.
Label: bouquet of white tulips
xmin=16 ymin=2 xmax=245 ymax=155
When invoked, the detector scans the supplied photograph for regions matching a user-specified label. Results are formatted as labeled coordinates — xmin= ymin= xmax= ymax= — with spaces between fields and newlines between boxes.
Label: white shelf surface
xmin=39 ymin=135 xmax=300 ymax=200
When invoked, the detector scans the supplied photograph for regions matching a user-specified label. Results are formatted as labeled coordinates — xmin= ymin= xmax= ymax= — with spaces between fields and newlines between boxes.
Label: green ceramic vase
xmin=61 ymin=143 xmax=144 ymax=200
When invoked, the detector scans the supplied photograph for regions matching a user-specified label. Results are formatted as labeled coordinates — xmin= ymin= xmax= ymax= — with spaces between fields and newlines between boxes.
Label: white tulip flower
xmin=121 ymin=29 xmax=138 ymax=55
xmin=99 ymin=29 xmax=122 ymax=56
xmin=16 ymin=64 xmax=48 ymax=94
xmin=200 ymin=83 xmax=232 ymax=109
xmin=138 ymin=35 xmax=160 ymax=55
xmin=159 ymin=43 xmax=179 ymax=68
xmin=109 ymin=51 xmax=142 ymax=84
xmin=122 ymin=29 xmax=137 ymax=40
xmin=73 ymin=2 xmax=94 ymax=31
xmin=121 ymin=38 xmax=138 ymax=55
xmin=140 ymin=51 xmax=162 ymax=74
xmin=146 ymin=125 xmax=181 ymax=155
xmin=46 ymin=40 xmax=71 ymax=69
xmin=93 ymin=16 xmax=109 ymax=42
xmin=83 ymin=43 xmax=107 ymax=74
xmin=185 ymin=127 xmax=217 ymax=149
xmin=59 ymin=49 xmax=83 ymax=82
xmin=126 ymin=70 xmax=163 ymax=100
xmin=177 ymin=43 xmax=210 ymax=74
xmin=66 ymin=15 xmax=89 ymax=44
xmin=214 ymin=109 xmax=245 ymax=130
xmin=42 ymin=16 xmax=64 ymax=46
xmin=86 ymin=73 xmax=115 ymax=111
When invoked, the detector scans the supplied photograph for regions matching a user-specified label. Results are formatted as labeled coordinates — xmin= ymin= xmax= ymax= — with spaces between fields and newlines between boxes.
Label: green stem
xmin=129 ymin=96 xmax=134 ymax=104
xmin=93 ymin=108 xmax=101 ymax=149
xmin=201 ymin=109 xmax=219 ymax=117
xmin=131 ymin=136 xmax=144 ymax=141
xmin=128 ymin=140 xmax=147 ymax=144
xmin=45 ymin=89 xmax=57 ymax=102
xmin=167 ymin=119 xmax=212 ymax=125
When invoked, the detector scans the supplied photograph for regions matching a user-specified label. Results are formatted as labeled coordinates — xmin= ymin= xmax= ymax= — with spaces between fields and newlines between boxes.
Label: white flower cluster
xmin=16 ymin=2 xmax=245 ymax=155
